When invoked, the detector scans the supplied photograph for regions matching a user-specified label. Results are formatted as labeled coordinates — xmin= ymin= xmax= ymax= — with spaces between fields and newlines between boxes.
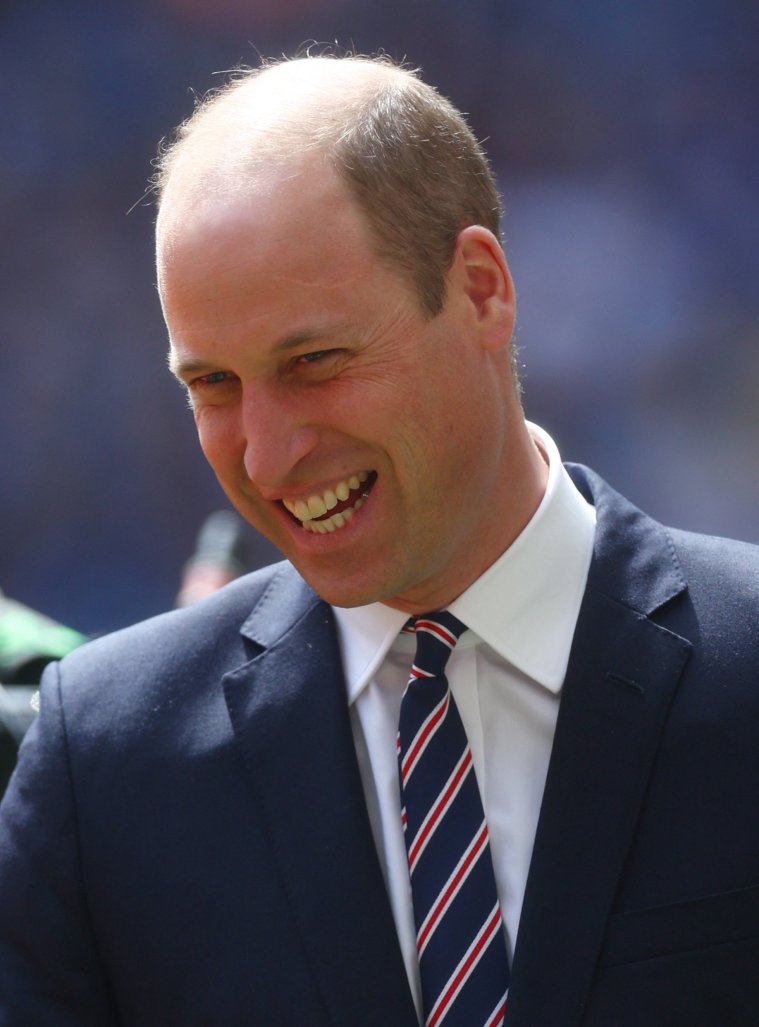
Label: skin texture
xmin=157 ymin=69 xmax=547 ymax=614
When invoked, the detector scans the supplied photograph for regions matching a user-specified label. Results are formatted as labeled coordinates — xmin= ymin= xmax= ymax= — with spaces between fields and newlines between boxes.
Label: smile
xmin=281 ymin=472 xmax=376 ymax=534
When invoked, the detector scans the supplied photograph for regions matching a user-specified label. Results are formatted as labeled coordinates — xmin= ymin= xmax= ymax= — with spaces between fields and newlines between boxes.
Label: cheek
xmin=195 ymin=411 xmax=242 ymax=477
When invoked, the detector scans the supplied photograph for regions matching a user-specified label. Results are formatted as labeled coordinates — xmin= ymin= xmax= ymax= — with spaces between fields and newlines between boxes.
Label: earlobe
xmin=455 ymin=226 xmax=516 ymax=351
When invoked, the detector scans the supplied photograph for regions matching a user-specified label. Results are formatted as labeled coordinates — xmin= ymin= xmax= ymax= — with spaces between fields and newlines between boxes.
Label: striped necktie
xmin=397 ymin=612 xmax=510 ymax=1027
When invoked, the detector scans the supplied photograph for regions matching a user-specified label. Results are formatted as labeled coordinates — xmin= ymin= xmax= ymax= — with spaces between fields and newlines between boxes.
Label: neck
xmin=384 ymin=418 xmax=549 ymax=615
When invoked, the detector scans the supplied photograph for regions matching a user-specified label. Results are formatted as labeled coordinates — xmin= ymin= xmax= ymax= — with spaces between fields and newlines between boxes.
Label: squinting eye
xmin=198 ymin=371 xmax=233 ymax=385
xmin=298 ymin=350 xmax=329 ymax=364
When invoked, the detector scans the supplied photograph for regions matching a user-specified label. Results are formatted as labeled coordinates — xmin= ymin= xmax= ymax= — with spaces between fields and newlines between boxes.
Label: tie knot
xmin=407 ymin=611 xmax=467 ymax=679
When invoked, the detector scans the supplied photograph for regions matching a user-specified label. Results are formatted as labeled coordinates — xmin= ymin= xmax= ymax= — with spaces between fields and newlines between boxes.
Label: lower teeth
xmin=304 ymin=495 xmax=364 ymax=533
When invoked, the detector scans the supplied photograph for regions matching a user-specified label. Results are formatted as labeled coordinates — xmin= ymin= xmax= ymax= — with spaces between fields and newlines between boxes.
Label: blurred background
xmin=1 ymin=0 xmax=757 ymax=639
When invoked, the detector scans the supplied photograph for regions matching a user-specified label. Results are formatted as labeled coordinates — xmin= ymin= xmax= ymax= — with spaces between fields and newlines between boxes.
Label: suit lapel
xmin=222 ymin=566 xmax=417 ymax=1026
xmin=506 ymin=467 xmax=693 ymax=1026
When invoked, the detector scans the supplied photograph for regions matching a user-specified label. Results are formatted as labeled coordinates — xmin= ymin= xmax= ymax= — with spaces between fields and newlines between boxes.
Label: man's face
xmin=158 ymin=162 xmax=517 ymax=612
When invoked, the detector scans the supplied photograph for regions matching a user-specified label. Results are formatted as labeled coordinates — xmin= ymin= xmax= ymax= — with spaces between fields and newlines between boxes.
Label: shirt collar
xmin=333 ymin=423 xmax=596 ymax=703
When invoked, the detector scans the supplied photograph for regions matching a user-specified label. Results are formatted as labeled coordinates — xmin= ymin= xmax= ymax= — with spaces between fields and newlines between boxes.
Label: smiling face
xmin=158 ymin=157 xmax=540 ymax=612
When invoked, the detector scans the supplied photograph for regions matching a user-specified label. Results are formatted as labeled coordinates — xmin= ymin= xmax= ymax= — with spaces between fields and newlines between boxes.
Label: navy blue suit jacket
xmin=1 ymin=466 xmax=758 ymax=1025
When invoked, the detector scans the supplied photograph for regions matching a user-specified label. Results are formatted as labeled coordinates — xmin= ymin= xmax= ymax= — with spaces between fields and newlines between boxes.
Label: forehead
xmin=156 ymin=155 xmax=417 ymax=368
xmin=158 ymin=153 xmax=375 ymax=290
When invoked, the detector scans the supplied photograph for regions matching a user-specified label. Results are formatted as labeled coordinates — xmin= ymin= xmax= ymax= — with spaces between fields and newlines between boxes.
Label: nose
xmin=240 ymin=383 xmax=319 ymax=490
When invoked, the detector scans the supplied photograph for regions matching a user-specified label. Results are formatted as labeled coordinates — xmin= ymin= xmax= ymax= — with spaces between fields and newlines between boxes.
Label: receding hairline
xmin=155 ymin=55 xmax=426 ymax=206
xmin=156 ymin=52 xmax=503 ymax=322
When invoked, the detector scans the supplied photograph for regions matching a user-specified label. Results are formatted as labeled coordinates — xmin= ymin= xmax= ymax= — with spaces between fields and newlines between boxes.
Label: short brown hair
xmin=155 ymin=54 xmax=502 ymax=318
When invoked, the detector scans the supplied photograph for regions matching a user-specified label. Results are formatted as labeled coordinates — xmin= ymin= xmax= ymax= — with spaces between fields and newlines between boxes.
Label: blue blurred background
xmin=1 ymin=0 xmax=757 ymax=638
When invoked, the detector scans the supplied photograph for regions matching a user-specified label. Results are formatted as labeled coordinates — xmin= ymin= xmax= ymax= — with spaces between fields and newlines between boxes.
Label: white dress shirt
xmin=332 ymin=424 xmax=596 ymax=1014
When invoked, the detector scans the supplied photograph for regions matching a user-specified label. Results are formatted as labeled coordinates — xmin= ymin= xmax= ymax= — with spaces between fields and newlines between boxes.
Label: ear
xmin=453 ymin=225 xmax=516 ymax=352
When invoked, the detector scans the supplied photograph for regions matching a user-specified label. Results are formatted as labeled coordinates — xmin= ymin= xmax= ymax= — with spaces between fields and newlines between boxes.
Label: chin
xmin=307 ymin=583 xmax=377 ymax=609
xmin=296 ymin=569 xmax=390 ymax=610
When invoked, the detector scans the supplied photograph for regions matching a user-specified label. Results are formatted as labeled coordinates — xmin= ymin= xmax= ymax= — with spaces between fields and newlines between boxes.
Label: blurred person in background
xmin=1 ymin=53 xmax=758 ymax=1026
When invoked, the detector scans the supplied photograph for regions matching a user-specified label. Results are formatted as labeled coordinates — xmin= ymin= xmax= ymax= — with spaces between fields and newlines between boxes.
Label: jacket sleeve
xmin=0 ymin=661 xmax=119 ymax=1026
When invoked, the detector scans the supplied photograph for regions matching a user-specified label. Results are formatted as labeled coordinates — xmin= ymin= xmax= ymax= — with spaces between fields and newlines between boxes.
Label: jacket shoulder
xmin=664 ymin=527 xmax=759 ymax=651
xmin=668 ymin=524 xmax=759 ymax=586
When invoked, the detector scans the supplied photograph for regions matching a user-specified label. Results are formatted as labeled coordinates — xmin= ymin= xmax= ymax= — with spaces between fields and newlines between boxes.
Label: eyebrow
xmin=167 ymin=353 xmax=208 ymax=383
xmin=167 ymin=327 xmax=343 ymax=382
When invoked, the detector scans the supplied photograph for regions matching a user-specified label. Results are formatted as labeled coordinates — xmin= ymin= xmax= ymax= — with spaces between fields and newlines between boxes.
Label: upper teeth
xmin=282 ymin=472 xmax=370 ymax=533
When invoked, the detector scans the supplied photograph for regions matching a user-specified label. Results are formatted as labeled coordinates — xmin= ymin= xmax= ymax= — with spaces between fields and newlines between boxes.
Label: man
xmin=1 ymin=54 xmax=758 ymax=1026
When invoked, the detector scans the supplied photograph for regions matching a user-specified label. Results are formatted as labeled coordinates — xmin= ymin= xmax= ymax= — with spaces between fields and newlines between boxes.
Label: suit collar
xmin=567 ymin=463 xmax=686 ymax=617
xmin=239 ymin=562 xmax=322 ymax=648
xmin=507 ymin=466 xmax=692 ymax=1026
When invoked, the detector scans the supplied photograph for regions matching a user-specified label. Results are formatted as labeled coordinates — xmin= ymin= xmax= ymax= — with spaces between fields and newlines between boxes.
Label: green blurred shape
xmin=0 ymin=592 xmax=86 ymax=684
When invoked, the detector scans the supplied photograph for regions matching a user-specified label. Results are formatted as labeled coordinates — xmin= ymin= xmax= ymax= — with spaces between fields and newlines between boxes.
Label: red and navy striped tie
xmin=397 ymin=612 xmax=510 ymax=1027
